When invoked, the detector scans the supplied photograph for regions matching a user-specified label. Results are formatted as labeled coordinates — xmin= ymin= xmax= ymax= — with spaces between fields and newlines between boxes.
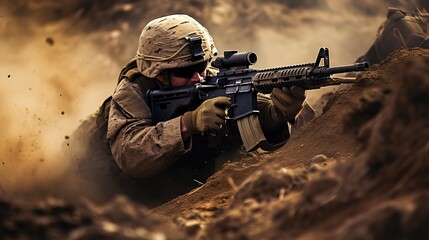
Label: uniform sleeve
xmin=106 ymin=79 xmax=190 ymax=177
xmin=256 ymin=93 xmax=290 ymax=150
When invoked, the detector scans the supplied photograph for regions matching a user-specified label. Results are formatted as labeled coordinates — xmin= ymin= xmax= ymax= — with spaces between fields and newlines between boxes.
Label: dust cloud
xmin=0 ymin=13 xmax=118 ymax=199
xmin=0 ymin=0 xmax=424 ymax=200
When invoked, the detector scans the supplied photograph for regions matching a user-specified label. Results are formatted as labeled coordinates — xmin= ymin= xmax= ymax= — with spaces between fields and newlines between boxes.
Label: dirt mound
xmin=197 ymin=48 xmax=429 ymax=239
xmin=0 ymin=196 xmax=185 ymax=240
xmin=150 ymin=48 xmax=429 ymax=239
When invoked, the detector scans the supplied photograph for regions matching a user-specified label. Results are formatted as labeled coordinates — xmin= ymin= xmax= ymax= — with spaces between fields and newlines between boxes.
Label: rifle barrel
xmin=326 ymin=61 xmax=369 ymax=75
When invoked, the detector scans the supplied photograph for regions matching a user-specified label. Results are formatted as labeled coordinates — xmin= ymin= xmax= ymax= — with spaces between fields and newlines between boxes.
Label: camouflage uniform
xmin=357 ymin=7 xmax=429 ymax=65
xmin=107 ymin=73 xmax=185 ymax=178
xmin=69 ymin=15 xmax=291 ymax=207
xmin=103 ymin=61 xmax=289 ymax=206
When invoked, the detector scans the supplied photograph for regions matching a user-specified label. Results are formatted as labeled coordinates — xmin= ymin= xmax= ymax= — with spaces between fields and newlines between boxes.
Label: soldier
xmin=357 ymin=7 xmax=429 ymax=65
xmin=69 ymin=14 xmax=305 ymax=207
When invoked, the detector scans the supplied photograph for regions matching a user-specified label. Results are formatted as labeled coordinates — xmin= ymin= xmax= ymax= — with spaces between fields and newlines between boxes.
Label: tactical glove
xmin=182 ymin=96 xmax=232 ymax=135
xmin=270 ymin=86 xmax=305 ymax=123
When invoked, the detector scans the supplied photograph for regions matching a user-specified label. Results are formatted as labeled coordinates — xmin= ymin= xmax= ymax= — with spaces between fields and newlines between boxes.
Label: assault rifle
xmin=146 ymin=48 xmax=369 ymax=151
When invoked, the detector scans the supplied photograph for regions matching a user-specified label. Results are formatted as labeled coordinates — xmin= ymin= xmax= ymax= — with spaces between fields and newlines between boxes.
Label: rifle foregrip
xmin=252 ymin=65 xmax=314 ymax=93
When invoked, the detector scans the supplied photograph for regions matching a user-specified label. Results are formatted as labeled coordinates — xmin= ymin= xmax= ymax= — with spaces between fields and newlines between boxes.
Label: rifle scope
xmin=211 ymin=51 xmax=257 ymax=69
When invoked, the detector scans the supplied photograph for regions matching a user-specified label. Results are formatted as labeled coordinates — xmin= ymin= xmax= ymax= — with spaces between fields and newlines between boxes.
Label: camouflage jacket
xmin=69 ymin=59 xmax=290 ymax=206
xmin=106 ymin=60 xmax=290 ymax=178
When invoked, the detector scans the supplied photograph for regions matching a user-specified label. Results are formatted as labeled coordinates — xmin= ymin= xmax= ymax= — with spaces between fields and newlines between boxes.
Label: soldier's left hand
xmin=271 ymin=86 xmax=306 ymax=122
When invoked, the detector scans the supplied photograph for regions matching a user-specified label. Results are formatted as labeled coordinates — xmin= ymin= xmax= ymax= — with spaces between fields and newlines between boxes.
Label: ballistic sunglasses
xmin=170 ymin=61 xmax=208 ymax=78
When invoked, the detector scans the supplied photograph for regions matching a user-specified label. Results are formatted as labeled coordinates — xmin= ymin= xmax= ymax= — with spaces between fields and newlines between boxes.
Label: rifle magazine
xmin=237 ymin=114 xmax=266 ymax=151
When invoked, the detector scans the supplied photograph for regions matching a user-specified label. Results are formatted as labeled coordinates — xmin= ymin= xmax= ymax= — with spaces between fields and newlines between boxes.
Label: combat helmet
xmin=136 ymin=14 xmax=218 ymax=78
xmin=357 ymin=7 xmax=429 ymax=65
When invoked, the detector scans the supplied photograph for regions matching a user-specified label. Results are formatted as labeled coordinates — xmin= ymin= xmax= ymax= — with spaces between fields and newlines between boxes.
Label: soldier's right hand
xmin=182 ymin=96 xmax=232 ymax=135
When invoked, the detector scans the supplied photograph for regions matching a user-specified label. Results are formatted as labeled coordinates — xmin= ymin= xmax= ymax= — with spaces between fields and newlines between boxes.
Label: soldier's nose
xmin=191 ymin=72 xmax=203 ymax=83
